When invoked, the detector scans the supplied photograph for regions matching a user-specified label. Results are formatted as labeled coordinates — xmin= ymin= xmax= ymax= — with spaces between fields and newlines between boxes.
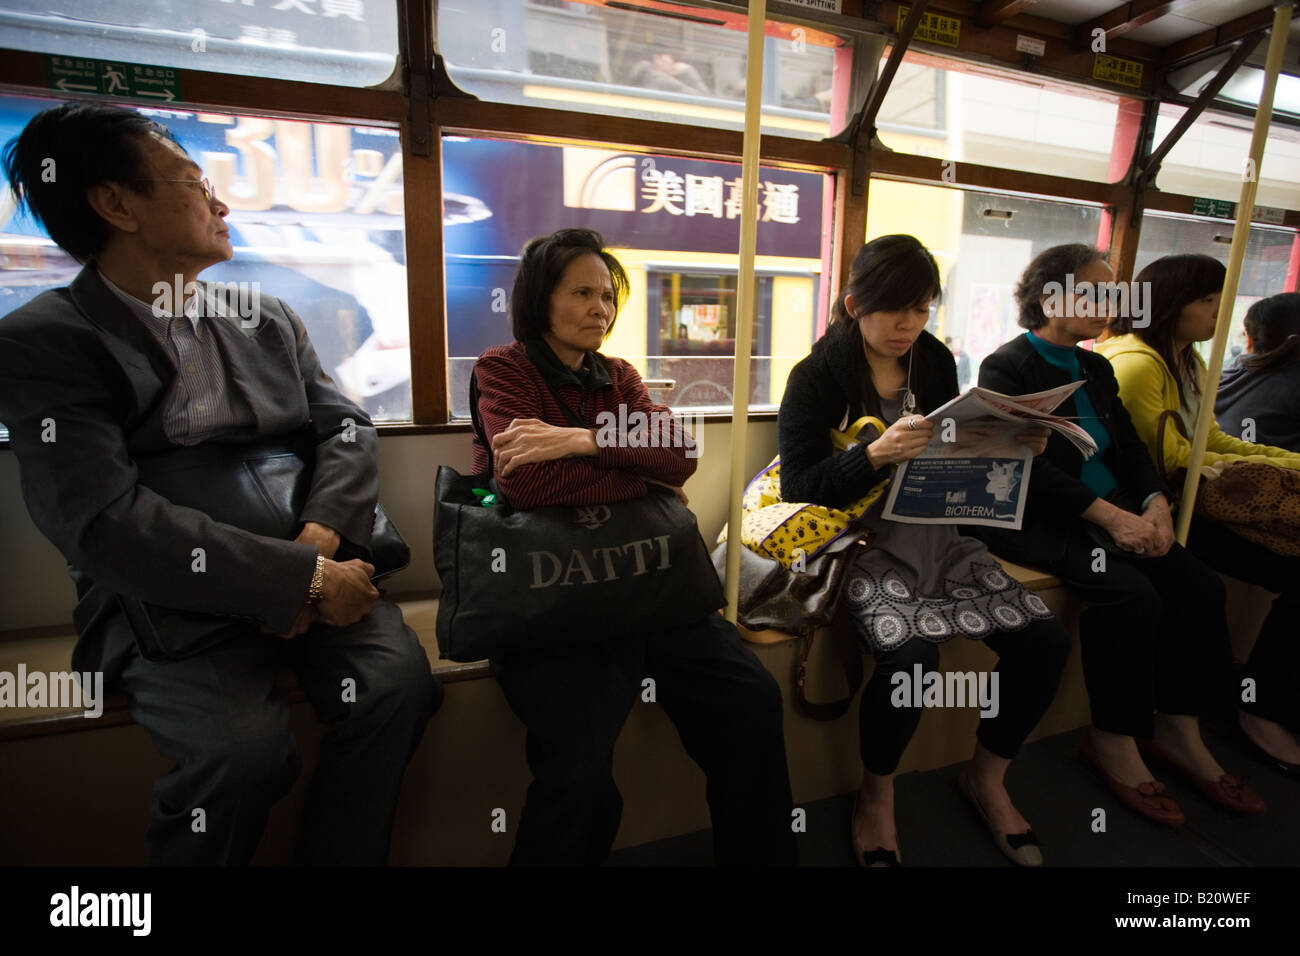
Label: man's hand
xmin=492 ymin=419 xmax=597 ymax=477
xmin=1016 ymin=426 xmax=1051 ymax=457
xmin=272 ymin=602 xmax=320 ymax=640
xmin=297 ymin=521 xmax=340 ymax=560
xmin=316 ymin=558 xmax=378 ymax=628
xmin=1142 ymin=494 xmax=1176 ymax=558
xmin=645 ymin=477 xmax=688 ymax=506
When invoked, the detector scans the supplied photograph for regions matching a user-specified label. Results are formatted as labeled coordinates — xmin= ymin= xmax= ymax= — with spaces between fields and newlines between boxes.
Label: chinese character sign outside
xmin=441 ymin=138 xmax=823 ymax=260
xmin=441 ymin=136 xmax=825 ymax=376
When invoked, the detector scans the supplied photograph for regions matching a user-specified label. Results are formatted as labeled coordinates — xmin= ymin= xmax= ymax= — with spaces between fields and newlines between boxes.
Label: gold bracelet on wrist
xmin=307 ymin=554 xmax=325 ymax=602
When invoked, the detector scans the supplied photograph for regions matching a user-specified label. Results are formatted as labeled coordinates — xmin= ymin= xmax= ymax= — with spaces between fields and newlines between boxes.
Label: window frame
xmin=1 ymin=0 xmax=1298 ymax=444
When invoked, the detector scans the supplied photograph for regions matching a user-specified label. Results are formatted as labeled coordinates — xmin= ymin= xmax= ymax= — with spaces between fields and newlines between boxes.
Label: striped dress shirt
xmin=99 ymin=270 xmax=255 ymax=445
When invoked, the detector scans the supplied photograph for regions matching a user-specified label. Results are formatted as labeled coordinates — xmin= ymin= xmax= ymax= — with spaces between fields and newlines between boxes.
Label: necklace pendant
xmin=901 ymin=389 xmax=917 ymax=416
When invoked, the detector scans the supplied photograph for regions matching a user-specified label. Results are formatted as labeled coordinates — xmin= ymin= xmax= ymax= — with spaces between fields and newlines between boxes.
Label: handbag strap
xmin=540 ymin=376 xmax=587 ymax=428
xmin=796 ymin=608 xmax=865 ymax=721
xmin=830 ymin=415 xmax=888 ymax=453
xmin=468 ymin=371 xmax=495 ymax=479
xmin=1154 ymin=408 xmax=1189 ymax=486
xmin=793 ymin=539 xmax=867 ymax=721
xmin=468 ymin=369 xmax=586 ymax=494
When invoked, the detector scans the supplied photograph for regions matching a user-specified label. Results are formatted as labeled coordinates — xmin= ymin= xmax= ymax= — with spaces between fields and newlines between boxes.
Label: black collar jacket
xmin=777 ymin=324 xmax=957 ymax=510
xmin=973 ymin=333 xmax=1167 ymax=565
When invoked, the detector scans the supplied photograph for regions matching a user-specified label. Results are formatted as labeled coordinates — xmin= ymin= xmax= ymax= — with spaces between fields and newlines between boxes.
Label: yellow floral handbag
xmin=719 ymin=416 xmax=891 ymax=568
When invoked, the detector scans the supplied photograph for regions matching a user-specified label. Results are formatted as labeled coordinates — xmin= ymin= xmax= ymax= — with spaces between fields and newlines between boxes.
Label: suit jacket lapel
xmin=67 ymin=264 xmax=173 ymax=449
xmin=201 ymin=287 xmax=299 ymax=432
xmin=69 ymin=264 xmax=172 ymax=375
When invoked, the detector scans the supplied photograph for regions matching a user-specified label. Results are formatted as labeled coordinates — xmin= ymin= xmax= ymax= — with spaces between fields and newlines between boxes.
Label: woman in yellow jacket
xmin=1097 ymin=253 xmax=1300 ymax=780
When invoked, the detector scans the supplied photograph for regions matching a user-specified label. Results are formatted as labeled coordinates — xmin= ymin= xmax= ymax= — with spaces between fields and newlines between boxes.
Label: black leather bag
xmin=710 ymin=535 xmax=866 ymax=720
xmin=433 ymin=374 xmax=723 ymax=662
xmin=122 ymin=429 xmax=409 ymax=661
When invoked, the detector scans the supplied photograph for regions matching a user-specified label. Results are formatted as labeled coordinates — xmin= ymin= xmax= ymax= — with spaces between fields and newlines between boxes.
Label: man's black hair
xmin=1 ymin=102 xmax=179 ymax=262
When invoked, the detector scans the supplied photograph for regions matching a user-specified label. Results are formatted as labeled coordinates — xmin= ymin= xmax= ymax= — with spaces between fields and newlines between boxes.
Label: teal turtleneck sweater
xmin=1025 ymin=331 xmax=1118 ymax=500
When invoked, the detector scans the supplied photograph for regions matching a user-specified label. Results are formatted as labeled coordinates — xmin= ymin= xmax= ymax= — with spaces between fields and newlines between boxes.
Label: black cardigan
xmin=973 ymin=333 xmax=1167 ymax=564
xmin=778 ymin=324 xmax=958 ymax=510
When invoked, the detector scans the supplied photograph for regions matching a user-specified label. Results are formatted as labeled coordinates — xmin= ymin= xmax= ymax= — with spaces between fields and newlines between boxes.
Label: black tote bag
xmin=121 ymin=429 xmax=410 ymax=661
xmin=433 ymin=373 xmax=724 ymax=662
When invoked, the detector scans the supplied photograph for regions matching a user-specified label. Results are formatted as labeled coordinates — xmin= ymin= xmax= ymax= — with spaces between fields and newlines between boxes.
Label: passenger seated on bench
xmin=1217 ymin=292 xmax=1300 ymax=455
xmin=1099 ymin=258 xmax=1300 ymax=779
xmin=0 ymin=103 xmax=441 ymax=865
xmin=471 ymin=227 xmax=795 ymax=866
xmin=977 ymin=243 xmax=1266 ymax=826
xmin=777 ymin=234 xmax=1070 ymax=867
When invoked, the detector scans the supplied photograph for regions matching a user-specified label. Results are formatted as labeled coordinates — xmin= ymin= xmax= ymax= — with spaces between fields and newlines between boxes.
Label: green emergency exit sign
xmin=45 ymin=55 xmax=180 ymax=103
xmin=1191 ymin=197 xmax=1236 ymax=219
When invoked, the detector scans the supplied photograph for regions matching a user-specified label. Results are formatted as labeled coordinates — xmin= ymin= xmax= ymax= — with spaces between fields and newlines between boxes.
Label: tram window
xmin=1135 ymin=211 xmax=1300 ymax=364
xmin=875 ymin=51 xmax=1126 ymax=183
xmin=0 ymin=0 xmax=399 ymax=88
xmin=442 ymin=134 xmax=828 ymax=417
xmin=866 ymin=178 xmax=1105 ymax=385
xmin=1152 ymin=105 xmax=1300 ymax=212
xmin=878 ymin=60 xmax=944 ymax=134
xmin=0 ymin=93 xmax=411 ymax=428
xmin=645 ymin=269 xmax=817 ymax=411
xmin=435 ymin=0 xmax=857 ymax=140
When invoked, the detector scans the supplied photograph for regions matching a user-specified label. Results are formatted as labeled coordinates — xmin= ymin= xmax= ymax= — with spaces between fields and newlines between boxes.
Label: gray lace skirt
xmin=844 ymin=504 xmax=1053 ymax=655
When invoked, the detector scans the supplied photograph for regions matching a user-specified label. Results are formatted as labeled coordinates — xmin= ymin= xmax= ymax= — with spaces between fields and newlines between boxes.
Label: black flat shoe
xmin=1235 ymin=717 xmax=1300 ymax=781
xmin=956 ymin=770 xmax=1044 ymax=867
xmin=851 ymin=797 xmax=901 ymax=866
xmin=854 ymin=846 xmax=901 ymax=867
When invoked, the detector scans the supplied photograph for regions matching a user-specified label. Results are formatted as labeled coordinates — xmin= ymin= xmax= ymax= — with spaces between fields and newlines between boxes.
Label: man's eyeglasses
xmin=130 ymin=177 xmax=215 ymax=202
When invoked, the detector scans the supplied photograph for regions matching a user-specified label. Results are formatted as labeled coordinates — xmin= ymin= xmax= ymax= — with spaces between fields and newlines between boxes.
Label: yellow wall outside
xmin=603 ymin=248 xmax=821 ymax=405
xmin=770 ymin=275 xmax=815 ymax=404
xmin=863 ymin=169 xmax=964 ymax=339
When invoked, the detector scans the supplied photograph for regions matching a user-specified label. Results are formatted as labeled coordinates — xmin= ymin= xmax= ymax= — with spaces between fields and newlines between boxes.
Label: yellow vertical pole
xmin=723 ymin=0 xmax=767 ymax=622
xmin=1175 ymin=3 xmax=1294 ymax=544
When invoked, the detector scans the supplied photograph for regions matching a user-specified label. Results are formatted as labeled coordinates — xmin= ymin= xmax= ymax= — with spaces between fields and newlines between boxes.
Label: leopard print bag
xmin=1157 ymin=409 xmax=1300 ymax=557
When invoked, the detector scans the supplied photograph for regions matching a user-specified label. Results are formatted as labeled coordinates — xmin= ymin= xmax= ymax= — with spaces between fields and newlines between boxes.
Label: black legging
xmin=859 ymin=618 xmax=1070 ymax=776
xmin=1186 ymin=515 xmax=1300 ymax=734
xmin=1032 ymin=525 xmax=1235 ymax=738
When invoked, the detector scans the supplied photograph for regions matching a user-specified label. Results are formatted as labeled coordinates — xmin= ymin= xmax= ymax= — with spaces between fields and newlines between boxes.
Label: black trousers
xmin=492 ymin=612 xmax=796 ymax=866
xmin=1034 ymin=526 xmax=1234 ymax=738
xmin=104 ymin=598 xmax=441 ymax=865
xmin=859 ymin=618 xmax=1070 ymax=776
xmin=1186 ymin=515 xmax=1300 ymax=733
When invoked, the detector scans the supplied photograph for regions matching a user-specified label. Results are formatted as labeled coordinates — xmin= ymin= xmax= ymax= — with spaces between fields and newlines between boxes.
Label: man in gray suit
xmin=0 ymin=103 xmax=441 ymax=865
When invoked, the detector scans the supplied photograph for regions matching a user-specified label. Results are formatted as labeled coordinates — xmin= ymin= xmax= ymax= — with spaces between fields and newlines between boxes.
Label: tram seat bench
xmin=0 ymin=557 xmax=1272 ymax=865
xmin=0 ymin=556 xmax=1058 ymax=742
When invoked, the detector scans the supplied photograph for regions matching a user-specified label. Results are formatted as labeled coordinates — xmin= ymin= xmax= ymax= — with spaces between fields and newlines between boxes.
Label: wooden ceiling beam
xmin=1073 ymin=0 xmax=1203 ymax=50
xmin=975 ymin=0 xmax=1042 ymax=29
xmin=1159 ymin=4 xmax=1295 ymax=68
xmin=874 ymin=0 xmax=1163 ymax=62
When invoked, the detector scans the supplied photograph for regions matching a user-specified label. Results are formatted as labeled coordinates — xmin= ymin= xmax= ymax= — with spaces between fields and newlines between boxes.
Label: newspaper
xmin=880 ymin=382 xmax=1098 ymax=529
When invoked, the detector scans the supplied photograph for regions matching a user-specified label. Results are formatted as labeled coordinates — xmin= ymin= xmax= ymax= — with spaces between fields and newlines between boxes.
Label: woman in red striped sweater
xmin=471 ymin=228 xmax=795 ymax=866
